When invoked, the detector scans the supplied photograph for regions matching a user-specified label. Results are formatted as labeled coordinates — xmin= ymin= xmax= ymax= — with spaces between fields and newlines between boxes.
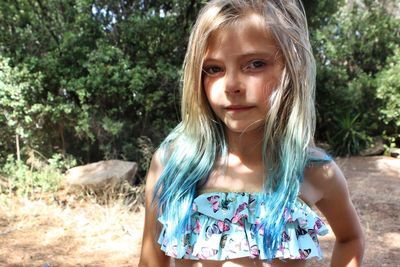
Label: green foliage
xmin=303 ymin=0 xmax=344 ymax=29
xmin=0 ymin=0 xmax=399 ymax=174
xmin=0 ymin=56 xmax=45 ymax=159
xmin=376 ymin=47 xmax=400 ymax=128
xmin=329 ymin=114 xmax=370 ymax=156
xmin=313 ymin=1 xmax=400 ymax=155
xmin=1 ymin=155 xmax=63 ymax=196
xmin=47 ymin=153 xmax=78 ymax=172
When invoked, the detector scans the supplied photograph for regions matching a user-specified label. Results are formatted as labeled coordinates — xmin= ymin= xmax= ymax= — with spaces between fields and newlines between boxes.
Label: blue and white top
xmin=158 ymin=191 xmax=328 ymax=261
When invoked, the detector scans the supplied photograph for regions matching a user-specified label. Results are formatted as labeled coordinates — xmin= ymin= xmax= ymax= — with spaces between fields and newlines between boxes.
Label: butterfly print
xmin=308 ymin=229 xmax=318 ymax=242
xmin=207 ymin=195 xmax=220 ymax=213
xmin=193 ymin=219 xmax=201 ymax=234
xmin=248 ymin=196 xmax=257 ymax=214
xmin=199 ymin=247 xmax=218 ymax=259
xmin=277 ymin=244 xmax=285 ymax=255
xmin=218 ymin=220 xmax=230 ymax=232
xmin=220 ymin=198 xmax=233 ymax=211
xmin=231 ymin=212 xmax=248 ymax=226
xmin=298 ymin=248 xmax=311 ymax=259
xmin=249 ymin=195 xmax=256 ymax=204
xmin=296 ymin=226 xmax=308 ymax=236
xmin=205 ymin=223 xmax=220 ymax=239
xmin=184 ymin=234 xmax=191 ymax=245
xmin=250 ymin=245 xmax=260 ymax=258
xmin=158 ymin=192 xmax=327 ymax=260
xmin=314 ymin=218 xmax=324 ymax=229
xmin=230 ymin=202 xmax=248 ymax=226
xmin=205 ymin=220 xmax=230 ymax=239
xmin=237 ymin=202 xmax=248 ymax=213
xmin=220 ymin=234 xmax=228 ymax=249
xmin=184 ymin=245 xmax=193 ymax=259
xmin=284 ymin=208 xmax=293 ymax=222
xmin=282 ymin=230 xmax=291 ymax=242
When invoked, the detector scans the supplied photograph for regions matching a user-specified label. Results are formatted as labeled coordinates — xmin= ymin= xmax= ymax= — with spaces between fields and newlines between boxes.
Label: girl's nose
xmin=224 ymin=68 xmax=244 ymax=94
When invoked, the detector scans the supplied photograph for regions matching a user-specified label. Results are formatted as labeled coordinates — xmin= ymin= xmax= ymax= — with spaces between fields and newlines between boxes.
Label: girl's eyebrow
xmin=203 ymin=51 xmax=278 ymax=62
xmin=237 ymin=51 xmax=276 ymax=58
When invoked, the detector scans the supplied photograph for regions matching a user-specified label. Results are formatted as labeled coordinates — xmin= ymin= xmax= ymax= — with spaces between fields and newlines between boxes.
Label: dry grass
xmin=0 ymin=156 xmax=399 ymax=267
xmin=0 ymin=186 xmax=144 ymax=267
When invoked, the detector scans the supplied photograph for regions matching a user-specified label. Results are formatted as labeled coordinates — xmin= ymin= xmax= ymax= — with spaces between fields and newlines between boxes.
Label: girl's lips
xmin=225 ymin=105 xmax=254 ymax=111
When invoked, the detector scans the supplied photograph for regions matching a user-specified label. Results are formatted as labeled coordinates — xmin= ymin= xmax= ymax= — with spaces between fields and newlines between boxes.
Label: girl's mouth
xmin=225 ymin=105 xmax=254 ymax=111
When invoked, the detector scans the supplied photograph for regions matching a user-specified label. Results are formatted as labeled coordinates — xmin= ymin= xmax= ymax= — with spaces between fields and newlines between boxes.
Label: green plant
xmin=48 ymin=153 xmax=77 ymax=172
xmin=1 ymin=155 xmax=63 ymax=196
xmin=329 ymin=114 xmax=371 ymax=156
xmin=376 ymin=47 xmax=400 ymax=127
xmin=382 ymin=134 xmax=400 ymax=156
xmin=313 ymin=1 xmax=400 ymax=150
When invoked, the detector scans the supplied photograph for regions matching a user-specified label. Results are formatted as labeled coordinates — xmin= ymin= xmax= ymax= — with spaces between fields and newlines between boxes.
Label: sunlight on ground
xmin=383 ymin=232 xmax=400 ymax=249
xmin=0 ymin=195 xmax=143 ymax=266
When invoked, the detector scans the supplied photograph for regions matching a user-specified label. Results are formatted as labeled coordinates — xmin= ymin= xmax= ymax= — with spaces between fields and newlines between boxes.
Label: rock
xmin=360 ymin=136 xmax=385 ymax=156
xmin=65 ymin=160 xmax=138 ymax=190
xmin=389 ymin=148 xmax=400 ymax=159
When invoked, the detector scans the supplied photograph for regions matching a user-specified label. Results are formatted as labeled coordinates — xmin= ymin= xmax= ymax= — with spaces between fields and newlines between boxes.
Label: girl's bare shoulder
xmin=302 ymin=150 xmax=347 ymax=205
xmin=147 ymin=150 xmax=163 ymax=182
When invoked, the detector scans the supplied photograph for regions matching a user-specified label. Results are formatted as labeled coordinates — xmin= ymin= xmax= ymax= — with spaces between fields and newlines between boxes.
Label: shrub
xmin=0 ymin=155 xmax=63 ymax=196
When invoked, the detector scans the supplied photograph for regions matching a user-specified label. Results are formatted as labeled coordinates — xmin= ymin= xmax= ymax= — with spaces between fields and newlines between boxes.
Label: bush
xmin=0 ymin=155 xmax=64 ymax=196
xmin=313 ymin=1 xmax=400 ymax=155
xmin=376 ymin=47 xmax=400 ymax=128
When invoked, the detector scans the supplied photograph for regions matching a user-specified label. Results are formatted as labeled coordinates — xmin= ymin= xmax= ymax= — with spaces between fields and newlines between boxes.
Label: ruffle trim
xmin=158 ymin=192 xmax=328 ymax=261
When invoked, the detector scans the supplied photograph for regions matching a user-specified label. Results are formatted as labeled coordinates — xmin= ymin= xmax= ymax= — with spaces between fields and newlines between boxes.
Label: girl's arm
xmin=139 ymin=152 xmax=170 ymax=267
xmin=309 ymin=161 xmax=365 ymax=266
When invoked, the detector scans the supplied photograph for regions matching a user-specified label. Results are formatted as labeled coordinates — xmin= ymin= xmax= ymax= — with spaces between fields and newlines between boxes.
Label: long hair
xmin=153 ymin=0 xmax=328 ymax=259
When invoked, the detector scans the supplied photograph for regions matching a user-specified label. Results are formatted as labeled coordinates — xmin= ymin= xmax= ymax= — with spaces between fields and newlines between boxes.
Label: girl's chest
xmin=201 ymin=163 xmax=321 ymax=207
xmin=201 ymin=162 xmax=265 ymax=193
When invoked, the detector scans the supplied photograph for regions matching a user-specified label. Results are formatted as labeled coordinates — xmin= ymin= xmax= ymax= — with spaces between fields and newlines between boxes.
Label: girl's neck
xmin=225 ymin=127 xmax=264 ymax=164
xmin=203 ymin=127 xmax=266 ymax=193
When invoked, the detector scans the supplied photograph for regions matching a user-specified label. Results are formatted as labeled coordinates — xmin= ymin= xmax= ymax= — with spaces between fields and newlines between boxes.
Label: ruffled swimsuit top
xmin=158 ymin=191 xmax=328 ymax=261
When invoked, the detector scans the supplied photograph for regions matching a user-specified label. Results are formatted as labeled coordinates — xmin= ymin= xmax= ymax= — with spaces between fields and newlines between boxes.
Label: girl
xmin=139 ymin=0 xmax=364 ymax=266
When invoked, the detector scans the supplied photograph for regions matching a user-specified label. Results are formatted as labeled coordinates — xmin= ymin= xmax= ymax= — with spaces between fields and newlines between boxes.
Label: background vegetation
xmin=0 ymin=0 xmax=399 ymax=194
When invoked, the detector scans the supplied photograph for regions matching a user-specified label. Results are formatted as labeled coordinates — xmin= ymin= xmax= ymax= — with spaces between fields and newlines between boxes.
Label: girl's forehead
xmin=204 ymin=14 xmax=279 ymax=59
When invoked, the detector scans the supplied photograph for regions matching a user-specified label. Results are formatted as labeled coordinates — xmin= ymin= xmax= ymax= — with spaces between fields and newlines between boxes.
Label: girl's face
xmin=202 ymin=14 xmax=284 ymax=135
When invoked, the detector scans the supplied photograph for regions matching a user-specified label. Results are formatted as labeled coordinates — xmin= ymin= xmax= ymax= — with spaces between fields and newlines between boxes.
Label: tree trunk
xmin=59 ymin=123 xmax=66 ymax=156
xmin=16 ymin=133 xmax=21 ymax=161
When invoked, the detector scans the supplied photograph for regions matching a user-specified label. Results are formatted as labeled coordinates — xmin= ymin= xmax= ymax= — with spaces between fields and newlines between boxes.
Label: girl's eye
xmin=203 ymin=66 xmax=224 ymax=76
xmin=244 ymin=60 xmax=267 ymax=70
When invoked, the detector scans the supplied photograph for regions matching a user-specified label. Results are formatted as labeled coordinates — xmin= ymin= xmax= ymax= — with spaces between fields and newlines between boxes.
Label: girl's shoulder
xmin=306 ymin=147 xmax=332 ymax=165
xmin=303 ymin=149 xmax=348 ymax=206
xmin=302 ymin=147 xmax=347 ymax=205
xmin=144 ymin=150 xmax=164 ymax=193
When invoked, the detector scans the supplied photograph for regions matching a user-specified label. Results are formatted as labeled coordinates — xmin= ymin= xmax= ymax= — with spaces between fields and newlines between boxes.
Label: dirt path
xmin=0 ymin=156 xmax=399 ymax=266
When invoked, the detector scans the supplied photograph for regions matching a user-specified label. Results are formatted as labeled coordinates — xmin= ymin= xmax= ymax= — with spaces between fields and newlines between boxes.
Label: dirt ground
xmin=0 ymin=156 xmax=399 ymax=267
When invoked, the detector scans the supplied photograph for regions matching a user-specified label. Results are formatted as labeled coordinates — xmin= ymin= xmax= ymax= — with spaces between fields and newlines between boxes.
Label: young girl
xmin=139 ymin=0 xmax=364 ymax=266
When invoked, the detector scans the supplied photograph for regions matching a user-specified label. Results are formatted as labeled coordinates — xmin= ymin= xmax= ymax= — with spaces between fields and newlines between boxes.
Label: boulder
xmin=360 ymin=136 xmax=385 ymax=156
xmin=65 ymin=160 xmax=138 ymax=190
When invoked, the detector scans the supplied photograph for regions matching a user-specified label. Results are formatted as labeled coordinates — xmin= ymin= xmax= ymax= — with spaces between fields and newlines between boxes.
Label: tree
xmin=0 ymin=56 xmax=44 ymax=161
xmin=312 ymin=0 xmax=400 ymax=154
